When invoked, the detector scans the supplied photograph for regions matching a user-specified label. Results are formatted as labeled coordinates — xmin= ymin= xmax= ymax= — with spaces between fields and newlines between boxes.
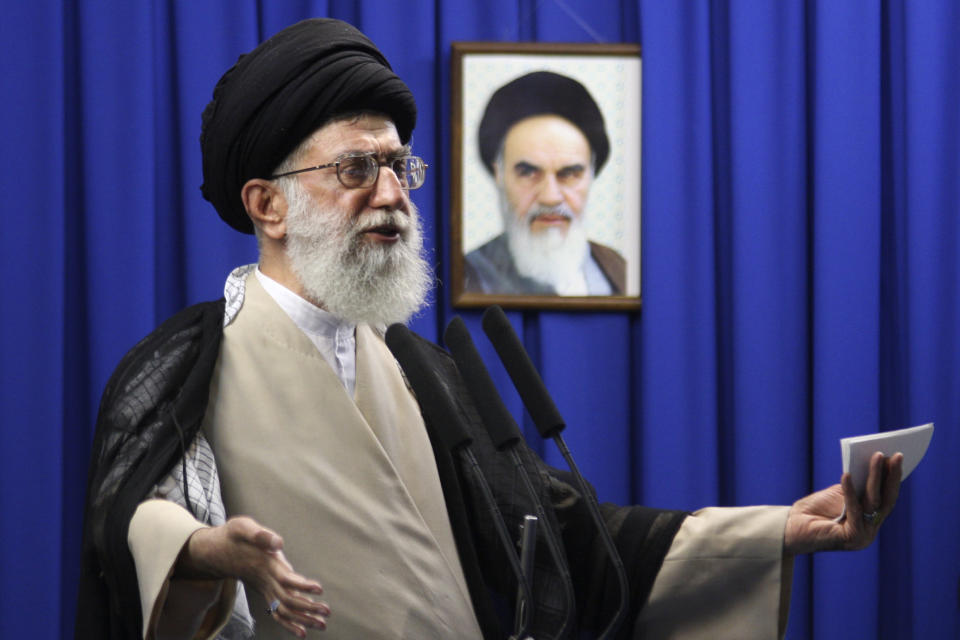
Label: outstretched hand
xmin=180 ymin=516 xmax=330 ymax=638
xmin=783 ymin=451 xmax=903 ymax=555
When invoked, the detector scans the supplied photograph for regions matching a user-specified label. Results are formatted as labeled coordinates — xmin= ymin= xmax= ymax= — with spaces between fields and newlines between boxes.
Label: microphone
xmin=515 ymin=515 xmax=538 ymax=636
xmin=384 ymin=323 xmax=533 ymax=640
xmin=443 ymin=316 xmax=576 ymax=638
xmin=479 ymin=310 xmax=565 ymax=439
xmin=481 ymin=306 xmax=630 ymax=640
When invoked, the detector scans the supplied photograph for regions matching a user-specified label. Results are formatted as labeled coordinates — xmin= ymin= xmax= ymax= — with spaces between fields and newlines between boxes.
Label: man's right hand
xmin=179 ymin=516 xmax=330 ymax=638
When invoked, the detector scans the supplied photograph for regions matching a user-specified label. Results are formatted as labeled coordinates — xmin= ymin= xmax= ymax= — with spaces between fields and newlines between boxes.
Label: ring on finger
xmin=862 ymin=510 xmax=880 ymax=525
xmin=267 ymin=599 xmax=281 ymax=616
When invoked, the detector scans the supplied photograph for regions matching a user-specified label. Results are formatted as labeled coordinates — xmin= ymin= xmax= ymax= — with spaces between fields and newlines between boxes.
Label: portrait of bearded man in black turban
xmin=463 ymin=71 xmax=628 ymax=298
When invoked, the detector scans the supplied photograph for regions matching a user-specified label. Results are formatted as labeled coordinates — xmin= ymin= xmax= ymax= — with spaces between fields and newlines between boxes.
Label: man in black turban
xmin=464 ymin=71 xmax=628 ymax=296
xmin=78 ymin=17 xmax=454 ymax=640
xmin=198 ymin=17 xmax=417 ymax=234
xmin=77 ymin=17 xmax=904 ymax=640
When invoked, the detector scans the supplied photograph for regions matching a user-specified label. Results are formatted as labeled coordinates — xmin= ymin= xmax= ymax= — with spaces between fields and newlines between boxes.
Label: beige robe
xmin=129 ymin=503 xmax=792 ymax=639
xmin=128 ymin=273 xmax=793 ymax=639
xmin=635 ymin=506 xmax=793 ymax=639
xmin=198 ymin=273 xmax=481 ymax=639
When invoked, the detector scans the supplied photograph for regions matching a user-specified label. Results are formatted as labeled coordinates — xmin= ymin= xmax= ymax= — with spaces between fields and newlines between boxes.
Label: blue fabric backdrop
xmin=1 ymin=1 xmax=957 ymax=638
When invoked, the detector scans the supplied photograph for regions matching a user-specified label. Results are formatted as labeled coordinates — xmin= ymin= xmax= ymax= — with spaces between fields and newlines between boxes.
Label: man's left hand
xmin=783 ymin=451 xmax=903 ymax=555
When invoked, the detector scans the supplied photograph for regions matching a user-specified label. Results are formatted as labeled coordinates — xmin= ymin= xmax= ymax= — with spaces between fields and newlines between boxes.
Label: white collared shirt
xmin=223 ymin=266 xmax=357 ymax=396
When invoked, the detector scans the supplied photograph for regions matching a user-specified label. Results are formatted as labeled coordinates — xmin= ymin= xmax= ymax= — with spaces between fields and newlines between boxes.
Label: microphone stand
xmin=512 ymin=515 xmax=538 ymax=640
xmin=445 ymin=316 xmax=575 ymax=639
xmin=481 ymin=306 xmax=630 ymax=640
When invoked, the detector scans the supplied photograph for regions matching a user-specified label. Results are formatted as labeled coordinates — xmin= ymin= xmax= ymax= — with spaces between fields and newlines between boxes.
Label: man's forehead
xmin=308 ymin=114 xmax=406 ymax=154
xmin=503 ymin=115 xmax=591 ymax=162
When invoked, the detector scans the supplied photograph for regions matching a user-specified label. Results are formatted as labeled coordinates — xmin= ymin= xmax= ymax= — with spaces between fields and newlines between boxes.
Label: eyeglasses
xmin=269 ymin=152 xmax=428 ymax=190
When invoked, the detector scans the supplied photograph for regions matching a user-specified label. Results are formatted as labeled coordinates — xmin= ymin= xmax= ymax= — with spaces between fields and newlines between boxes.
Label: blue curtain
xmin=1 ymin=1 xmax=956 ymax=638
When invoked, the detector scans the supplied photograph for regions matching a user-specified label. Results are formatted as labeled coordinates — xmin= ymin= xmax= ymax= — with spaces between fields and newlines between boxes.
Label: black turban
xmin=477 ymin=71 xmax=609 ymax=177
xmin=200 ymin=18 xmax=417 ymax=233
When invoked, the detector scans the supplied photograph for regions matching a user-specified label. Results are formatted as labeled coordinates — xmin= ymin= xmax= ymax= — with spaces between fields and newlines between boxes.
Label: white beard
xmin=281 ymin=179 xmax=432 ymax=327
xmin=502 ymin=192 xmax=590 ymax=294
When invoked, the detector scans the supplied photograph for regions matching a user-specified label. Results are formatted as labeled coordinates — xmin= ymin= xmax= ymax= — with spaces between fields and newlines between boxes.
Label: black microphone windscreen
xmin=385 ymin=323 xmax=472 ymax=451
xmin=443 ymin=316 xmax=522 ymax=450
xmin=481 ymin=306 xmax=565 ymax=438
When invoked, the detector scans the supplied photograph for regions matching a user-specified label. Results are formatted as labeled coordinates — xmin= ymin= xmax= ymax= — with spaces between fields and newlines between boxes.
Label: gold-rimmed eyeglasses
xmin=269 ymin=152 xmax=428 ymax=190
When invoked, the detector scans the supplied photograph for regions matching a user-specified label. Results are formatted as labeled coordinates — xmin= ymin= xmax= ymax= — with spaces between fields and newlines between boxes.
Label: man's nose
xmin=537 ymin=174 xmax=563 ymax=207
xmin=368 ymin=165 xmax=406 ymax=211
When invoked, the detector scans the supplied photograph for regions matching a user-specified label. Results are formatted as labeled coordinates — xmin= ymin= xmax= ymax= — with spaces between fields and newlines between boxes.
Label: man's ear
xmin=241 ymin=178 xmax=287 ymax=240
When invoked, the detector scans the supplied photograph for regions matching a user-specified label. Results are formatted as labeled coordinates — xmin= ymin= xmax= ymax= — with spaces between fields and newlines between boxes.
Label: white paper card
xmin=841 ymin=422 xmax=934 ymax=495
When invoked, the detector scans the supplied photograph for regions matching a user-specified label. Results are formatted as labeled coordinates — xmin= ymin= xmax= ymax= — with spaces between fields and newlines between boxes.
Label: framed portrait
xmin=450 ymin=42 xmax=642 ymax=311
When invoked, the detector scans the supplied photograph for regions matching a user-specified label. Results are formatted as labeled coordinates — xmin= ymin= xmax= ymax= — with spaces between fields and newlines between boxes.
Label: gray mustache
xmin=525 ymin=205 xmax=574 ymax=224
xmin=353 ymin=210 xmax=411 ymax=234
